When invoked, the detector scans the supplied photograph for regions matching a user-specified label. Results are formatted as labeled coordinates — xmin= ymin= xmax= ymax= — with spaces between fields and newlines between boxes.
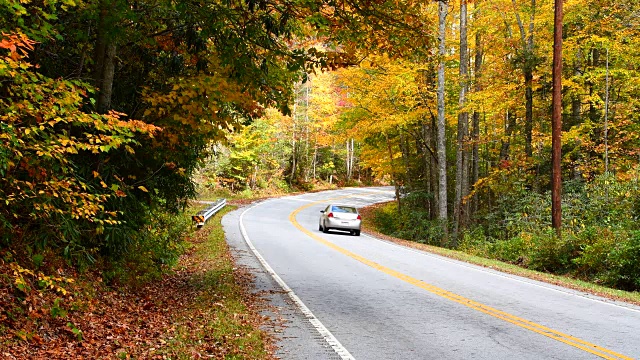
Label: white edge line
xmin=239 ymin=201 xmax=356 ymax=360
xmin=362 ymin=233 xmax=640 ymax=313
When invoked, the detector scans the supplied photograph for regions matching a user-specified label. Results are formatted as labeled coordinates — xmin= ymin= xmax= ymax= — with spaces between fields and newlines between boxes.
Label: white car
xmin=319 ymin=204 xmax=361 ymax=236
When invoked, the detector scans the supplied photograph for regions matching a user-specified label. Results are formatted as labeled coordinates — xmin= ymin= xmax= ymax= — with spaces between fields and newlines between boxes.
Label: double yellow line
xmin=289 ymin=197 xmax=633 ymax=360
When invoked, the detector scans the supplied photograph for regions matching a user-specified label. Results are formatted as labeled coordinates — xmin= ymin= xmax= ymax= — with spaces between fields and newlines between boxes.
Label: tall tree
xmin=454 ymin=0 xmax=470 ymax=241
xmin=471 ymin=5 xmax=484 ymax=217
xmin=436 ymin=0 xmax=449 ymax=239
xmin=551 ymin=0 xmax=563 ymax=233
xmin=511 ymin=0 xmax=540 ymax=157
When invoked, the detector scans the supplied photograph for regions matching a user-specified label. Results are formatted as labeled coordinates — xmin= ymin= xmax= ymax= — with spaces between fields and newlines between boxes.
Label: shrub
xmin=575 ymin=230 xmax=640 ymax=291
xmin=605 ymin=231 xmax=640 ymax=291
xmin=371 ymin=202 xmax=400 ymax=235
xmin=582 ymin=174 xmax=640 ymax=230
xmin=524 ymin=230 xmax=580 ymax=273
xmin=572 ymin=227 xmax=618 ymax=279
xmin=102 ymin=209 xmax=190 ymax=287
xmin=458 ymin=230 xmax=493 ymax=258
xmin=491 ymin=235 xmax=529 ymax=264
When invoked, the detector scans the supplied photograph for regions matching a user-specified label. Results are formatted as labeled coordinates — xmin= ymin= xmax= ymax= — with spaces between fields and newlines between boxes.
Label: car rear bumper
xmin=325 ymin=218 xmax=361 ymax=231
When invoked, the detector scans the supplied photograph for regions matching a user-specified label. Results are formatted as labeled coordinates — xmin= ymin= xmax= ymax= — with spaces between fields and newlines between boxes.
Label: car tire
xmin=319 ymin=224 xmax=323 ymax=231
xmin=322 ymin=225 xmax=329 ymax=233
xmin=355 ymin=230 xmax=361 ymax=236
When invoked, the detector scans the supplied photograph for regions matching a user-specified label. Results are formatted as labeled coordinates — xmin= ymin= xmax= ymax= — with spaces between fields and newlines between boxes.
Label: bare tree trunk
xmin=454 ymin=0 xmax=470 ymax=243
xmin=290 ymin=92 xmax=298 ymax=184
xmin=604 ymin=48 xmax=610 ymax=174
xmin=512 ymin=0 xmax=536 ymax=157
xmin=551 ymin=0 xmax=563 ymax=234
xmin=430 ymin=150 xmax=438 ymax=219
xmin=346 ymin=139 xmax=354 ymax=181
xmin=93 ymin=1 xmax=116 ymax=114
xmin=437 ymin=0 xmax=449 ymax=240
xmin=567 ymin=52 xmax=583 ymax=188
xmin=524 ymin=70 xmax=533 ymax=156
xmin=400 ymin=131 xmax=410 ymax=184
xmin=471 ymin=29 xmax=483 ymax=217
xmin=313 ymin=141 xmax=318 ymax=180
xmin=422 ymin=118 xmax=438 ymax=219
xmin=500 ymin=110 xmax=516 ymax=160
xmin=386 ymin=135 xmax=401 ymax=211
xmin=304 ymin=81 xmax=310 ymax=182
xmin=97 ymin=43 xmax=116 ymax=114
xmin=588 ymin=48 xmax=601 ymax=122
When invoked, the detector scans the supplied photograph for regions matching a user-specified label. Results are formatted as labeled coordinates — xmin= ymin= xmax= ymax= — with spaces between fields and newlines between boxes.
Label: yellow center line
xmin=289 ymin=197 xmax=633 ymax=360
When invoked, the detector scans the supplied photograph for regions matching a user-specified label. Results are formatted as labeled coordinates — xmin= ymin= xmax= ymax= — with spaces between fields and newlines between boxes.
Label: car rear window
xmin=331 ymin=206 xmax=357 ymax=213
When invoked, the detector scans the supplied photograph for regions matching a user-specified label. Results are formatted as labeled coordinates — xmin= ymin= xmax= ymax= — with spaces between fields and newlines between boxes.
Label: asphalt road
xmin=222 ymin=187 xmax=640 ymax=360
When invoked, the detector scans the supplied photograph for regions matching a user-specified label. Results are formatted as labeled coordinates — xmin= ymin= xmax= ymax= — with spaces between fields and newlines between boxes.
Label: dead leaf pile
xmin=0 ymin=220 xmax=277 ymax=359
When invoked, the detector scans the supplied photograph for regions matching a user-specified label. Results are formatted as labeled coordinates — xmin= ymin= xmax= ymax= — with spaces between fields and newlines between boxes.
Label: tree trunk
xmin=97 ymin=43 xmax=116 ymax=114
xmin=471 ymin=29 xmax=483 ymax=217
xmin=304 ymin=82 xmax=311 ymax=181
xmin=551 ymin=0 xmax=563 ymax=234
xmin=346 ymin=139 xmax=356 ymax=181
xmin=93 ymin=1 xmax=117 ymax=114
xmin=588 ymin=48 xmax=601 ymax=122
xmin=570 ymin=49 xmax=582 ymax=128
xmin=313 ymin=142 xmax=318 ymax=180
xmin=437 ymin=0 xmax=449 ymax=240
xmin=604 ymin=48 xmax=610 ymax=174
xmin=400 ymin=131 xmax=410 ymax=185
xmin=500 ymin=110 xmax=516 ymax=160
xmin=453 ymin=0 xmax=469 ymax=243
xmin=290 ymin=93 xmax=298 ymax=184
xmin=422 ymin=118 xmax=438 ymax=220
xmin=524 ymin=70 xmax=533 ymax=157
xmin=386 ymin=135 xmax=401 ymax=211
xmin=512 ymin=0 xmax=536 ymax=157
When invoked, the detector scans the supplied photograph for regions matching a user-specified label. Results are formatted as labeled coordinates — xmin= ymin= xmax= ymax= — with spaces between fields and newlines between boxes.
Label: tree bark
xmin=570 ymin=49 xmax=582 ymax=128
xmin=524 ymin=70 xmax=533 ymax=157
xmin=453 ymin=0 xmax=469 ymax=242
xmin=500 ymin=110 xmax=516 ymax=160
xmin=96 ymin=43 xmax=116 ymax=114
xmin=551 ymin=0 xmax=563 ymax=234
xmin=304 ymin=82 xmax=311 ymax=182
xmin=512 ymin=0 xmax=536 ymax=157
xmin=93 ymin=1 xmax=117 ymax=114
xmin=437 ymin=0 xmax=449 ymax=240
xmin=290 ymin=92 xmax=298 ymax=184
xmin=472 ymin=29 xmax=483 ymax=217
xmin=386 ymin=135 xmax=401 ymax=211
xmin=604 ymin=48 xmax=610 ymax=174
xmin=588 ymin=48 xmax=601 ymax=122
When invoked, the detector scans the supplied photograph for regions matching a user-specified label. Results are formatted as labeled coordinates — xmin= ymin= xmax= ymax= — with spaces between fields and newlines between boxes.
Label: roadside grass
xmin=163 ymin=205 xmax=275 ymax=359
xmin=359 ymin=203 xmax=640 ymax=306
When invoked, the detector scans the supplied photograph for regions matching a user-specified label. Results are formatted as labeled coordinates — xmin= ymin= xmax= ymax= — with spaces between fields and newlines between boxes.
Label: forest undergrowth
xmin=367 ymin=174 xmax=640 ymax=295
xmin=0 ymin=206 xmax=275 ymax=359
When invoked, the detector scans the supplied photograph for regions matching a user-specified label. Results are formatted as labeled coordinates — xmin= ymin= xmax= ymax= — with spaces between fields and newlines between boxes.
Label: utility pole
xmin=551 ymin=0 xmax=563 ymax=235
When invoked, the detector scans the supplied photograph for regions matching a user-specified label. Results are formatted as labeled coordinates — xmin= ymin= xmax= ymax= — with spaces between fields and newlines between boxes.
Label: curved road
xmin=222 ymin=187 xmax=640 ymax=360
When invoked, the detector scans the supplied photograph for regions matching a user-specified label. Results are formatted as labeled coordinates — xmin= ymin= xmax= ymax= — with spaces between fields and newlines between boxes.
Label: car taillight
xmin=328 ymin=212 xmax=334 ymax=218
xmin=357 ymin=215 xmax=361 ymax=220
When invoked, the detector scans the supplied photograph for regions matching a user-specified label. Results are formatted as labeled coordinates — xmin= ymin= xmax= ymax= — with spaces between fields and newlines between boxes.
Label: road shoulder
xmin=222 ymin=205 xmax=343 ymax=360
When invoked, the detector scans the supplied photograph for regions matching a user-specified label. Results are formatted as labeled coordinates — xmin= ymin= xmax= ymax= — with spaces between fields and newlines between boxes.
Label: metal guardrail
xmin=192 ymin=199 xmax=226 ymax=228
